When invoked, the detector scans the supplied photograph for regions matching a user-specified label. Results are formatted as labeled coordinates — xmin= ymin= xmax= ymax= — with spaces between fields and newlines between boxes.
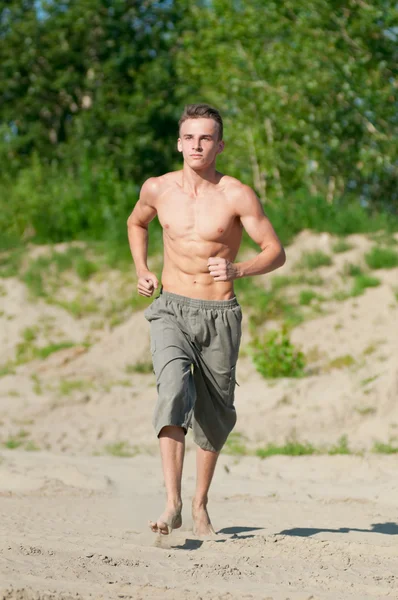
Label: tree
xmin=176 ymin=0 xmax=398 ymax=210
xmin=0 ymin=0 xmax=186 ymax=181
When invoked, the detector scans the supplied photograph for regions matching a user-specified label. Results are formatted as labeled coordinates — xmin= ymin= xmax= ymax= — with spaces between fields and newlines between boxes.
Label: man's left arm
xmin=208 ymin=185 xmax=286 ymax=281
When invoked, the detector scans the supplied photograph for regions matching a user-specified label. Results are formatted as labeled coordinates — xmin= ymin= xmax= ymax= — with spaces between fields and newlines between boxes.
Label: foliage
xmin=249 ymin=327 xmax=306 ymax=378
xmin=0 ymin=0 xmax=185 ymax=181
xmin=256 ymin=440 xmax=316 ymax=458
xmin=332 ymin=239 xmax=353 ymax=254
xmin=351 ymin=274 xmax=380 ymax=296
xmin=300 ymin=250 xmax=333 ymax=270
xmin=0 ymin=0 xmax=397 ymax=250
xmin=327 ymin=434 xmax=351 ymax=455
xmin=177 ymin=0 xmax=398 ymax=210
xmin=365 ymin=246 xmax=398 ymax=269
xmin=299 ymin=289 xmax=319 ymax=306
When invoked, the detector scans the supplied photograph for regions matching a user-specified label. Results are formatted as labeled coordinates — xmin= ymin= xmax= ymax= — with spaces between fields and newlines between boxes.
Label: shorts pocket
xmin=228 ymin=364 xmax=237 ymax=397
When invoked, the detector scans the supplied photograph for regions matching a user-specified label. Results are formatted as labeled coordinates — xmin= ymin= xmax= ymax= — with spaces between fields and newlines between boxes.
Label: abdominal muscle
xmin=160 ymin=236 xmax=239 ymax=301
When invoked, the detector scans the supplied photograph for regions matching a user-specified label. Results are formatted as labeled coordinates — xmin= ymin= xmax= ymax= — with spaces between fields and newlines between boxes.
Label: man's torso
xmin=152 ymin=171 xmax=243 ymax=300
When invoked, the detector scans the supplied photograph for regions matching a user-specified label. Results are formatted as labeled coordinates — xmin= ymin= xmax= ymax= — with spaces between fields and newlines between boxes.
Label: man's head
xmin=177 ymin=104 xmax=224 ymax=169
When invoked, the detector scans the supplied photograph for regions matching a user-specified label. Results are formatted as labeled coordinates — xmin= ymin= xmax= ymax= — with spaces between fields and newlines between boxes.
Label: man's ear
xmin=177 ymin=138 xmax=183 ymax=152
xmin=217 ymin=140 xmax=225 ymax=155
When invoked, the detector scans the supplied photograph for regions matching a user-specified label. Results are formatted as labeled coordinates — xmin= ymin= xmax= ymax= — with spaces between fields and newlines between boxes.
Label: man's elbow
xmin=276 ymin=244 xmax=286 ymax=268
xmin=127 ymin=213 xmax=138 ymax=229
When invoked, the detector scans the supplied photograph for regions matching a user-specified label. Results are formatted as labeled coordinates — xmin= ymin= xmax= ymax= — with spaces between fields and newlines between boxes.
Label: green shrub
xmin=365 ymin=247 xmax=398 ymax=270
xmin=235 ymin=277 xmax=303 ymax=329
xmin=351 ymin=274 xmax=380 ymax=297
xmin=256 ymin=440 xmax=316 ymax=458
xmin=258 ymin=191 xmax=397 ymax=247
xmin=343 ymin=263 xmax=363 ymax=277
xmin=372 ymin=441 xmax=398 ymax=454
xmin=332 ymin=239 xmax=353 ymax=253
xmin=299 ymin=251 xmax=333 ymax=270
xmin=328 ymin=434 xmax=351 ymax=455
xmin=299 ymin=289 xmax=318 ymax=305
xmin=326 ymin=354 xmax=356 ymax=370
xmin=249 ymin=327 xmax=306 ymax=378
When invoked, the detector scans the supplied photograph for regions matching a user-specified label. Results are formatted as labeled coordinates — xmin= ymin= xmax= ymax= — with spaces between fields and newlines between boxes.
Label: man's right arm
xmin=127 ymin=177 xmax=159 ymax=296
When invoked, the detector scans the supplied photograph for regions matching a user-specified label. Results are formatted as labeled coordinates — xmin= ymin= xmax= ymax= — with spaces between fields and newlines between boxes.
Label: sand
xmin=1 ymin=230 xmax=398 ymax=598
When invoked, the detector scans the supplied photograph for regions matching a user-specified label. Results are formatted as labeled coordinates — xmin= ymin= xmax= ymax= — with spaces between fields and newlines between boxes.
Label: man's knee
xmin=158 ymin=425 xmax=186 ymax=440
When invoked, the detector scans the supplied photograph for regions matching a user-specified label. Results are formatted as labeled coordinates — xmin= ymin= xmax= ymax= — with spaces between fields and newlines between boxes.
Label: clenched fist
xmin=207 ymin=257 xmax=238 ymax=282
xmin=137 ymin=270 xmax=158 ymax=297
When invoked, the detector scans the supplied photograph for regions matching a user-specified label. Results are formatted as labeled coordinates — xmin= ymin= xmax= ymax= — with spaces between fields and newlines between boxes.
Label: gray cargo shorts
xmin=144 ymin=290 xmax=242 ymax=452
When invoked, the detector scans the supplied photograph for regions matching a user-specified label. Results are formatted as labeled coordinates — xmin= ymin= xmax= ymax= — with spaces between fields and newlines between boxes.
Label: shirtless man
xmin=127 ymin=104 xmax=286 ymax=537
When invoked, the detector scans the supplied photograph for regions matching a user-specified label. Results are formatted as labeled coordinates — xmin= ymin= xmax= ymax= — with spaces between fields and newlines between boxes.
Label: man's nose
xmin=192 ymin=140 xmax=202 ymax=150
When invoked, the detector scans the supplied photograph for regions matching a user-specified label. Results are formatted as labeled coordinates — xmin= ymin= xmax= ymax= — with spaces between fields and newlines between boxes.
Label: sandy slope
xmin=1 ymin=449 xmax=398 ymax=600
xmin=0 ymin=231 xmax=398 ymax=598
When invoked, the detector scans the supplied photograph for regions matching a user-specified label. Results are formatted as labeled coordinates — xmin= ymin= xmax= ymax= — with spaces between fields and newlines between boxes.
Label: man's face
xmin=178 ymin=118 xmax=224 ymax=169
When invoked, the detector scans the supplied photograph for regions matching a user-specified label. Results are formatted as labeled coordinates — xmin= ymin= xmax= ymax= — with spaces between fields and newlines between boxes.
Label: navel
xmin=218 ymin=227 xmax=224 ymax=233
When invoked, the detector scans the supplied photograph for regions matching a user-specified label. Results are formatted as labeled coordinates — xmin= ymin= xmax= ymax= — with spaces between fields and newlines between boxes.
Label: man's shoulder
xmin=141 ymin=171 xmax=181 ymax=196
xmin=221 ymin=175 xmax=254 ymax=198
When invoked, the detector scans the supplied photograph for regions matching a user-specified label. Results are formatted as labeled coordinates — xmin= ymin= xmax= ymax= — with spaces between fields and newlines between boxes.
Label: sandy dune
xmin=1 ymin=230 xmax=398 ymax=598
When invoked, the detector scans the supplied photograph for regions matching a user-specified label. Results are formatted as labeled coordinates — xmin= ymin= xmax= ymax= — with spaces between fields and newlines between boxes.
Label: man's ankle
xmin=166 ymin=498 xmax=182 ymax=511
xmin=192 ymin=496 xmax=208 ymax=508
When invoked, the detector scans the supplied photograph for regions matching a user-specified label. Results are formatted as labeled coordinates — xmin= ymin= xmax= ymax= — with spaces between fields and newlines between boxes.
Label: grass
xmin=58 ymin=378 xmax=94 ymax=396
xmin=332 ymin=239 xmax=354 ymax=253
xmin=0 ymin=247 xmax=25 ymax=278
xmin=52 ymin=297 xmax=99 ymax=318
xmin=342 ymin=262 xmax=363 ymax=277
xmin=235 ymin=277 xmax=303 ymax=330
xmin=0 ymin=364 xmax=16 ymax=377
xmin=256 ymin=440 xmax=316 ymax=458
xmin=365 ymin=246 xmax=398 ymax=270
xmin=21 ymin=247 xmax=101 ymax=301
xmin=4 ymin=438 xmax=24 ymax=449
xmin=31 ymin=374 xmax=43 ymax=395
xmin=372 ymin=441 xmax=398 ymax=454
xmin=3 ymin=429 xmax=30 ymax=450
xmin=223 ymin=432 xmax=248 ymax=456
xmin=299 ymin=289 xmax=321 ymax=306
xmin=14 ymin=337 xmax=81 ymax=365
xmin=325 ymin=354 xmax=356 ymax=371
xmin=125 ymin=361 xmax=153 ymax=374
xmin=327 ymin=434 xmax=351 ymax=455
xmin=104 ymin=441 xmax=137 ymax=457
xmin=360 ymin=374 xmax=380 ymax=386
xmin=355 ymin=406 xmax=376 ymax=416
xmin=298 ymin=251 xmax=333 ymax=270
xmin=35 ymin=342 xmax=77 ymax=360
xmin=24 ymin=441 xmax=40 ymax=451
xmin=249 ymin=327 xmax=306 ymax=378
xmin=368 ymin=232 xmax=398 ymax=246
xmin=270 ymin=274 xmax=324 ymax=290
xmin=350 ymin=274 xmax=381 ymax=297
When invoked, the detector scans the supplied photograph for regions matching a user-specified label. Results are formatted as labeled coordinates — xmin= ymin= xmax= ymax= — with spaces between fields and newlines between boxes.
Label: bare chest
xmin=157 ymin=192 xmax=237 ymax=242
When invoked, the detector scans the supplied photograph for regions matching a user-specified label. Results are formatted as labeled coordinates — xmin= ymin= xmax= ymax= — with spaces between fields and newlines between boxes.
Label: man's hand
xmin=207 ymin=257 xmax=239 ymax=282
xmin=137 ymin=270 xmax=159 ymax=297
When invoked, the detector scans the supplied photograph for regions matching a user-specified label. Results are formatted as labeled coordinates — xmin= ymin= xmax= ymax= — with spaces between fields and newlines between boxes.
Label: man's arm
xmin=127 ymin=177 xmax=159 ymax=295
xmin=208 ymin=184 xmax=286 ymax=282
xmin=234 ymin=184 xmax=286 ymax=278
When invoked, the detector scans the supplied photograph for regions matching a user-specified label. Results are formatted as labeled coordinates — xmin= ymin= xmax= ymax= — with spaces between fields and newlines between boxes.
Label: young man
xmin=127 ymin=104 xmax=286 ymax=536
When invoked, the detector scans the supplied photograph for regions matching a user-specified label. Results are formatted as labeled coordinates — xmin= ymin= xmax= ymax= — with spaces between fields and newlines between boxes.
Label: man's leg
xmin=192 ymin=446 xmax=219 ymax=536
xmin=149 ymin=425 xmax=185 ymax=535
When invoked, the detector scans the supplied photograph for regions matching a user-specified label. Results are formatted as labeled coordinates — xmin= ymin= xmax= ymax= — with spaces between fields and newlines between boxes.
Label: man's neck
xmin=181 ymin=163 xmax=221 ymax=196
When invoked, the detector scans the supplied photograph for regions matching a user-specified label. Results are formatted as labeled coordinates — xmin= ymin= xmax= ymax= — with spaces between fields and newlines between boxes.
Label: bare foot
xmin=192 ymin=500 xmax=216 ymax=536
xmin=149 ymin=504 xmax=182 ymax=535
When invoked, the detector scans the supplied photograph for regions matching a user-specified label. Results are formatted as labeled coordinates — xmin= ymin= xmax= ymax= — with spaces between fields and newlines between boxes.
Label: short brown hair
xmin=179 ymin=104 xmax=223 ymax=140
